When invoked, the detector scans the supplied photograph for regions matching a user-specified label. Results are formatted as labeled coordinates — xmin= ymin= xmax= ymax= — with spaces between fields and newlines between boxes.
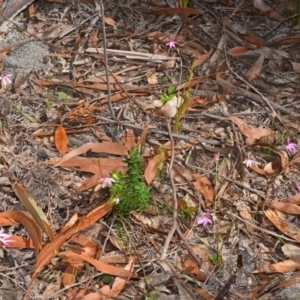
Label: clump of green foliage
xmin=110 ymin=146 xmax=150 ymax=216
xmin=160 ymin=85 xmax=177 ymax=103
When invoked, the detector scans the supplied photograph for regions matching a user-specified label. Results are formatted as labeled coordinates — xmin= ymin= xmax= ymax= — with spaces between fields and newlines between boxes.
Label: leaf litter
xmin=0 ymin=0 xmax=299 ymax=299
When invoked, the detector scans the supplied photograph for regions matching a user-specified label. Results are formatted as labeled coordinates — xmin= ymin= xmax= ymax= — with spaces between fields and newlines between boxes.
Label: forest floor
xmin=0 ymin=0 xmax=300 ymax=299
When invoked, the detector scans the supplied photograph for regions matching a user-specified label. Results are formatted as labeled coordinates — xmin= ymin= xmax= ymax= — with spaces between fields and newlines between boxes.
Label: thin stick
xmin=99 ymin=0 xmax=114 ymax=118
xmin=96 ymin=115 xmax=222 ymax=145
xmin=161 ymin=120 xmax=177 ymax=260
xmin=222 ymin=35 xmax=282 ymax=121
xmin=227 ymin=212 xmax=297 ymax=242
xmin=185 ymin=148 xmax=267 ymax=199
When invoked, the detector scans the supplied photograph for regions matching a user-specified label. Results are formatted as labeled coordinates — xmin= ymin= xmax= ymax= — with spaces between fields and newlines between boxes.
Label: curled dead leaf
xmin=193 ymin=174 xmax=214 ymax=207
xmin=253 ymin=258 xmax=300 ymax=274
xmin=264 ymin=208 xmax=300 ymax=242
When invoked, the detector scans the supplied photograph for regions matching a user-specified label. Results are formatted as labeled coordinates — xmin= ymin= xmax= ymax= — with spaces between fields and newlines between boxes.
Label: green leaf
xmin=168 ymin=93 xmax=177 ymax=100
xmin=167 ymin=85 xmax=176 ymax=95
xmin=160 ymin=94 xmax=169 ymax=103
xmin=102 ymin=275 xmax=112 ymax=284
xmin=58 ymin=91 xmax=70 ymax=100
xmin=183 ymin=0 xmax=189 ymax=8
xmin=44 ymin=98 xmax=52 ymax=108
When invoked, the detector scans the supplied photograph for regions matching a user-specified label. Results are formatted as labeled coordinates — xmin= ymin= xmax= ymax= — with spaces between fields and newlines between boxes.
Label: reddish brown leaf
xmin=149 ymin=7 xmax=202 ymax=16
xmin=55 ymin=142 xmax=128 ymax=167
xmin=193 ymin=50 xmax=213 ymax=67
xmin=253 ymin=0 xmax=284 ymax=21
xmin=193 ymin=174 xmax=214 ymax=207
xmin=240 ymin=34 xmax=264 ymax=47
xmin=97 ymin=259 xmax=135 ymax=298
xmin=271 ymin=201 xmax=300 ymax=215
xmin=122 ymin=129 xmax=137 ymax=150
xmin=144 ymin=152 xmax=166 ymax=185
xmin=11 ymin=181 xmax=55 ymax=241
xmin=23 ymin=202 xmax=113 ymax=300
xmin=291 ymin=61 xmax=300 ymax=73
xmin=264 ymin=208 xmax=300 ymax=242
xmin=138 ymin=123 xmax=149 ymax=147
xmin=228 ymin=116 xmax=274 ymax=141
xmin=227 ymin=46 xmax=248 ymax=56
xmin=0 ymin=211 xmax=42 ymax=256
xmin=59 ymin=251 xmax=136 ymax=278
xmin=253 ymin=258 xmax=300 ymax=274
xmin=55 ymin=124 xmax=68 ymax=155
xmin=246 ymin=52 xmax=265 ymax=81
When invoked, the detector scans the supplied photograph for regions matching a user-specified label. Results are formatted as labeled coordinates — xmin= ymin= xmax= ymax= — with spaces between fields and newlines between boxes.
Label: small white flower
xmin=196 ymin=210 xmax=213 ymax=227
xmin=94 ymin=171 xmax=116 ymax=192
xmin=0 ymin=72 xmax=13 ymax=87
xmin=285 ymin=137 xmax=297 ymax=153
xmin=98 ymin=176 xmax=115 ymax=188
xmin=243 ymin=153 xmax=256 ymax=168
xmin=0 ymin=227 xmax=13 ymax=247
xmin=166 ymin=37 xmax=177 ymax=49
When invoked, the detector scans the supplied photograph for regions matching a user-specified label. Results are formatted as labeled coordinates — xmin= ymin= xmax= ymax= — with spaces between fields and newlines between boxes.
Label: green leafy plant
xmin=159 ymin=85 xmax=177 ymax=103
xmin=183 ymin=0 xmax=189 ymax=8
xmin=110 ymin=146 xmax=150 ymax=216
xmin=101 ymin=274 xmax=112 ymax=284
xmin=174 ymin=59 xmax=196 ymax=133
xmin=209 ymin=253 xmax=222 ymax=267
xmin=58 ymin=91 xmax=70 ymax=100
xmin=44 ymin=98 xmax=52 ymax=108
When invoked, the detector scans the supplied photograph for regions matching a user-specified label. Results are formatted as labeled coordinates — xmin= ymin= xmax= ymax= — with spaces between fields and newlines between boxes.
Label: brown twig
xmin=221 ymin=42 xmax=286 ymax=121
xmin=216 ymin=77 xmax=294 ymax=116
xmin=160 ymin=120 xmax=177 ymax=260
xmin=98 ymin=0 xmax=114 ymax=118
xmin=96 ymin=115 xmax=222 ymax=145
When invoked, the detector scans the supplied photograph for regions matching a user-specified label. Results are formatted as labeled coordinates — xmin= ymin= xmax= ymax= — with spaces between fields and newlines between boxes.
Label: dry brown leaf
xmin=131 ymin=211 xmax=152 ymax=225
xmin=0 ymin=211 xmax=42 ymax=256
xmin=271 ymin=201 xmax=300 ymax=214
xmin=62 ymin=235 xmax=100 ymax=286
xmin=253 ymin=258 xmax=300 ymax=274
xmin=59 ymin=251 xmax=136 ymax=278
xmin=287 ymin=195 xmax=300 ymax=204
xmin=146 ymin=73 xmax=158 ymax=85
xmin=144 ymin=152 xmax=166 ymax=185
xmin=227 ymin=46 xmax=248 ymax=56
xmin=149 ymin=7 xmax=202 ymax=16
xmin=193 ymin=50 xmax=213 ymax=67
xmin=291 ymin=61 xmax=300 ymax=73
xmin=239 ymin=34 xmax=264 ymax=47
xmin=264 ymin=208 xmax=300 ymax=242
xmin=122 ymin=129 xmax=137 ymax=150
xmin=23 ymin=202 xmax=113 ymax=300
xmin=253 ymin=0 xmax=284 ymax=20
xmin=246 ymin=52 xmax=265 ymax=81
xmin=55 ymin=124 xmax=68 ymax=155
xmin=104 ymin=17 xmax=115 ymax=26
xmin=228 ymin=116 xmax=274 ymax=141
xmin=49 ymin=156 xmax=126 ymax=191
xmin=161 ymin=140 xmax=197 ymax=150
xmin=97 ymin=259 xmax=135 ymax=298
xmin=177 ymin=251 xmax=207 ymax=281
xmin=193 ymin=174 xmax=214 ymax=207
xmin=282 ymin=244 xmax=300 ymax=258
xmin=263 ymin=162 xmax=277 ymax=174
xmin=12 ymin=182 xmax=55 ymax=241
xmin=138 ymin=123 xmax=149 ymax=147
xmin=55 ymin=142 xmax=128 ymax=167
xmin=172 ymin=165 xmax=193 ymax=183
